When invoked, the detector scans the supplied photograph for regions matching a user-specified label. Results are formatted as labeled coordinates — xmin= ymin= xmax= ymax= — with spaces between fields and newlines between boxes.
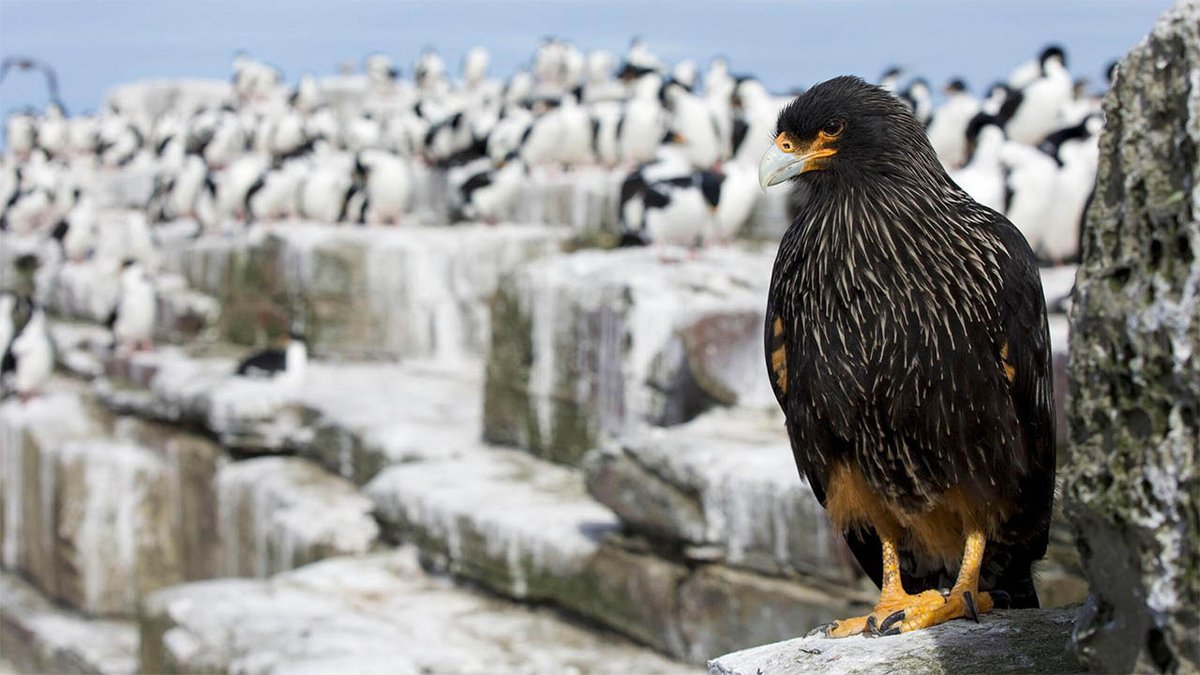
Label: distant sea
xmin=0 ymin=0 xmax=1172 ymax=117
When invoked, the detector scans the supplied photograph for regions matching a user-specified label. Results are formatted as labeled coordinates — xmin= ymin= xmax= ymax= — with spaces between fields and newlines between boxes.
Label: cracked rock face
xmin=1064 ymin=1 xmax=1200 ymax=672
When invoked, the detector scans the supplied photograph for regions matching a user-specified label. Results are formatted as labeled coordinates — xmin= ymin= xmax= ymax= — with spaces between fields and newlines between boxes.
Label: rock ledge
xmin=707 ymin=607 xmax=1081 ymax=675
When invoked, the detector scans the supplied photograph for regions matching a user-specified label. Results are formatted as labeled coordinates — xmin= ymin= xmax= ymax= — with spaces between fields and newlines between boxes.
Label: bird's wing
xmin=763 ymin=269 xmax=790 ymax=413
xmin=992 ymin=218 xmax=1056 ymax=473
xmin=984 ymin=214 xmax=1058 ymax=606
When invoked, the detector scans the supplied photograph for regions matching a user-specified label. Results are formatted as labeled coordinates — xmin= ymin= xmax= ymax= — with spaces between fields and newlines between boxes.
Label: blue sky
xmin=0 ymin=0 xmax=1172 ymax=115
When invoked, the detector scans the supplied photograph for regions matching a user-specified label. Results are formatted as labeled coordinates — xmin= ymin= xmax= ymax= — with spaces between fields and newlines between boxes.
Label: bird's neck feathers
xmin=786 ymin=163 xmax=1003 ymax=314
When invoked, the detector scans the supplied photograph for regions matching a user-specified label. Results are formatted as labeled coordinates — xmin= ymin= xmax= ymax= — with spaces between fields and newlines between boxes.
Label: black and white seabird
xmin=109 ymin=260 xmax=157 ymax=352
xmin=1004 ymin=47 xmax=1072 ymax=145
xmin=949 ymin=114 xmax=1008 ymax=214
xmin=926 ymin=79 xmax=980 ymax=169
xmin=235 ymin=332 xmax=308 ymax=385
xmin=457 ymin=154 xmax=526 ymax=223
xmin=354 ymin=149 xmax=414 ymax=224
xmin=619 ymin=76 xmax=669 ymax=165
xmin=4 ymin=299 xmax=53 ymax=400
xmin=0 ymin=294 xmax=15 ymax=380
xmin=1001 ymin=140 xmax=1059 ymax=255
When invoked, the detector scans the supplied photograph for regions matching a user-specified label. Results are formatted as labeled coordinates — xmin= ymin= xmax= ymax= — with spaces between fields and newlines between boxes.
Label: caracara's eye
xmin=822 ymin=119 xmax=845 ymax=137
xmin=780 ymin=138 xmax=795 ymax=152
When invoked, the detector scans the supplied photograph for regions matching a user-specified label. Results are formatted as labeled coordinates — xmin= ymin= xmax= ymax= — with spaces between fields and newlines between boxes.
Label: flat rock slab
xmin=291 ymin=359 xmax=483 ymax=484
xmin=96 ymin=347 xmax=481 ymax=476
xmin=484 ymin=245 xmax=777 ymax=466
xmin=367 ymin=446 xmax=620 ymax=601
xmin=585 ymin=408 xmax=860 ymax=583
xmin=367 ymin=442 xmax=869 ymax=663
xmin=140 ymin=549 xmax=694 ymax=675
xmin=161 ymin=222 xmax=567 ymax=359
xmin=0 ymin=572 xmax=138 ymax=675
xmin=96 ymin=347 xmax=302 ymax=451
xmin=216 ymin=456 xmax=379 ymax=577
xmin=708 ymin=607 xmax=1082 ymax=675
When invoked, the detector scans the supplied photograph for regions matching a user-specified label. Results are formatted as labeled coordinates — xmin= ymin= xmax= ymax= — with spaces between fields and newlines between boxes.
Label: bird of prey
xmin=759 ymin=76 xmax=1055 ymax=637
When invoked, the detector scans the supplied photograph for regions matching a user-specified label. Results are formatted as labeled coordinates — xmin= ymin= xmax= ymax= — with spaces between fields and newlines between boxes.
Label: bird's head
xmin=759 ymin=75 xmax=936 ymax=189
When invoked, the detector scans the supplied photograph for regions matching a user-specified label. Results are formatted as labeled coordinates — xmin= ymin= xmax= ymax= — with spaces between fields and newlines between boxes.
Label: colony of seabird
xmin=1 ymin=39 xmax=1108 ymax=399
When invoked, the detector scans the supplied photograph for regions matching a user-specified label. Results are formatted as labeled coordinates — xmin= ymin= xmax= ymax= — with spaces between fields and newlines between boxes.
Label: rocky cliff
xmin=1064 ymin=1 xmax=1200 ymax=672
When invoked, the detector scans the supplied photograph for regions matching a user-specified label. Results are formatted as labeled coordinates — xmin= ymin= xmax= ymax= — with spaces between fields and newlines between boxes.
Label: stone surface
xmin=95 ymin=347 xmax=304 ymax=452
xmin=138 ymin=549 xmax=694 ymax=675
xmin=1063 ymin=2 xmax=1200 ymax=673
xmin=0 ymin=389 xmax=101 ymax=590
xmin=290 ymin=359 xmax=483 ymax=485
xmin=0 ymin=572 xmax=138 ymax=675
xmin=216 ymin=456 xmax=379 ymax=578
xmin=708 ymin=607 xmax=1083 ymax=675
xmin=161 ymin=222 xmax=567 ymax=358
xmin=95 ymin=348 xmax=483 ymax=478
xmin=484 ymin=245 xmax=777 ymax=466
xmin=584 ymin=408 xmax=860 ymax=583
xmin=367 ymin=446 xmax=620 ymax=600
xmin=366 ymin=442 xmax=870 ymax=663
xmin=0 ymin=390 xmax=225 ymax=617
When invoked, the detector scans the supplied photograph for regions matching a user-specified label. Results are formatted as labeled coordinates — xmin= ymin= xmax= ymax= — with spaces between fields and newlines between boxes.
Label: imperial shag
xmin=759 ymin=76 xmax=1055 ymax=636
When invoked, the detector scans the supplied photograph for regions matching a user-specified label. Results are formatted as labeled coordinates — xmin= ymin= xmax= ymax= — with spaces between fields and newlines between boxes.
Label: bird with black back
xmin=759 ymin=76 xmax=1055 ymax=637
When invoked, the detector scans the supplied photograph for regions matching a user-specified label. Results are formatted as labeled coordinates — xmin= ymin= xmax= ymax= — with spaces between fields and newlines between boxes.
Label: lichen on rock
xmin=1063 ymin=1 xmax=1200 ymax=672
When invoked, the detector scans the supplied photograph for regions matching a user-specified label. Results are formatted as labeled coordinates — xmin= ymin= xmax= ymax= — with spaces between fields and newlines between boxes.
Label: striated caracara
xmin=760 ymin=76 xmax=1055 ymax=636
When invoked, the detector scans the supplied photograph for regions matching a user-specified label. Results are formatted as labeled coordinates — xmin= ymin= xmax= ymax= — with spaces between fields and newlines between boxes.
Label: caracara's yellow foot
xmin=813 ymin=589 xmax=946 ymax=638
xmin=892 ymin=589 xmax=993 ymax=634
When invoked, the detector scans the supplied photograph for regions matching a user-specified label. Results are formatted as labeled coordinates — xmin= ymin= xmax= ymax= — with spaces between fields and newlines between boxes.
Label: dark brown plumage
xmin=761 ymin=76 xmax=1055 ymax=635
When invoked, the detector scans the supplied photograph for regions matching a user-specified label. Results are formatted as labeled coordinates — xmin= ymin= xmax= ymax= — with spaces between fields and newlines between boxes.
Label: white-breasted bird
xmin=5 ymin=300 xmax=53 ymax=400
xmin=927 ymin=79 xmax=982 ymax=170
xmin=950 ymin=114 xmax=1008 ymax=214
xmin=110 ymin=260 xmax=157 ymax=352
xmin=1004 ymin=47 xmax=1073 ymax=145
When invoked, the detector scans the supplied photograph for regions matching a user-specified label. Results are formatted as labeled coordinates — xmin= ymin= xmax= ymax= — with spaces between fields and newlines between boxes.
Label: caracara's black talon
xmin=881 ymin=627 xmax=901 ymax=636
xmin=964 ymin=591 xmax=980 ymax=622
xmin=865 ymin=615 xmax=880 ymax=636
xmin=879 ymin=610 xmax=905 ymax=632
xmin=991 ymin=590 xmax=1012 ymax=609
xmin=806 ymin=622 xmax=833 ymax=638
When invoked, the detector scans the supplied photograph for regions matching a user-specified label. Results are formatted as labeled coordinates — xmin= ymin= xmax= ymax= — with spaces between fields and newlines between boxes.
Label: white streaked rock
xmin=484 ymin=245 xmax=776 ymax=465
xmin=140 ymin=549 xmax=694 ymax=675
xmin=585 ymin=408 xmax=861 ymax=583
xmin=366 ymin=446 xmax=619 ymax=599
xmin=0 ymin=572 xmax=137 ymax=675
xmin=216 ymin=456 xmax=379 ymax=578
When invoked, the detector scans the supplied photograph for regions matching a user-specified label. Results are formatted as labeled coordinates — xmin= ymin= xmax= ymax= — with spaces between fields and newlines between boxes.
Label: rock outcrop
xmin=161 ymin=223 xmax=567 ymax=359
xmin=138 ymin=549 xmax=692 ymax=674
xmin=708 ymin=607 xmax=1083 ymax=675
xmin=1064 ymin=2 xmax=1200 ymax=672
xmin=584 ymin=408 xmax=859 ymax=583
xmin=483 ymin=245 xmax=776 ymax=465
xmin=215 ymin=456 xmax=379 ymax=577
xmin=0 ymin=390 xmax=226 ymax=617
xmin=0 ymin=572 xmax=137 ymax=675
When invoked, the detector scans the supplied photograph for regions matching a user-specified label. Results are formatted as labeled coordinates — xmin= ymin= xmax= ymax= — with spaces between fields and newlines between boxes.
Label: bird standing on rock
xmin=759 ymin=76 xmax=1054 ymax=636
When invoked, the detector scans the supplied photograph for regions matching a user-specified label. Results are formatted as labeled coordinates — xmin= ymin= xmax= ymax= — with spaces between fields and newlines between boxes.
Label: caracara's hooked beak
xmin=758 ymin=132 xmax=836 ymax=190
xmin=758 ymin=144 xmax=806 ymax=189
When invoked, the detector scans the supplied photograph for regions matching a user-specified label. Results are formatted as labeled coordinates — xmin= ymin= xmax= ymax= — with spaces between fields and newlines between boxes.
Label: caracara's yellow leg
xmin=893 ymin=530 xmax=995 ymax=633
xmin=821 ymin=538 xmax=945 ymax=638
